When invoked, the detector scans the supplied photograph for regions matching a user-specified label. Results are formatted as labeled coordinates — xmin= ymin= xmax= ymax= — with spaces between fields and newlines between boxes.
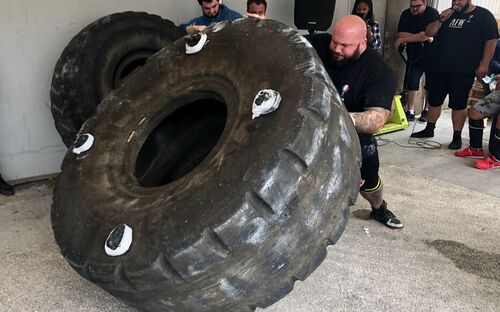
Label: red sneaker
xmin=474 ymin=156 xmax=500 ymax=170
xmin=455 ymin=147 xmax=485 ymax=158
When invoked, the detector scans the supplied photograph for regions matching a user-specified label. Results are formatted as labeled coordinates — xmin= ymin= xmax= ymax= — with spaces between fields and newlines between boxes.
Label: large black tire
xmin=50 ymin=11 xmax=185 ymax=147
xmin=52 ymin=19 xmax=361 ymax=311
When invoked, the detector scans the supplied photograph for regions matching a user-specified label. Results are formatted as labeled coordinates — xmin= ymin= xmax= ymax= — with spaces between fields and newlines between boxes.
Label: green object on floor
xmin=375 ymin=95 xmax=409 ymax=135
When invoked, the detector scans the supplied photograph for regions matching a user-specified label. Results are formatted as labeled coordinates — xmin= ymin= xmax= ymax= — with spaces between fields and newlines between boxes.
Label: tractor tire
xmin=50 ymin=11 xmax=185 ymax=146
xmin=52 ymin=19 xmax=361 ymax=312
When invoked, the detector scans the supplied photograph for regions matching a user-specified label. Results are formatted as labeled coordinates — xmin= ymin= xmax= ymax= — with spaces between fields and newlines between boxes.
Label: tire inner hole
xmin=135 ymin=97 xmax=227 ymax=187
xmin=113 ymin=50 xmax=155 ymax=88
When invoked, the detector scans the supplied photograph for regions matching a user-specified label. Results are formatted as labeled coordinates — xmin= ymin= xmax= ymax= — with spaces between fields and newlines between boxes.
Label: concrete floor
xmin=0 ymin=110 xmax=499 ymax=312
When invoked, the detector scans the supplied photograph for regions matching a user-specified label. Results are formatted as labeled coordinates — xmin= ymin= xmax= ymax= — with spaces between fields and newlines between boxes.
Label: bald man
xmin=309 ymin=15 xmax=402 ymax=229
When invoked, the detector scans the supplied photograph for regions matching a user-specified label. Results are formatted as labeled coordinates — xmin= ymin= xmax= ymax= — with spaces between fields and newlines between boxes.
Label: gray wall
xmin=0 ymin=0 xmax=368 ymax=181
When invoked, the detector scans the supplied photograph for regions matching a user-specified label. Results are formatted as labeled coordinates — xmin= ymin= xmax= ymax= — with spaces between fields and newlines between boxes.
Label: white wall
xmin=0 ymin=0 xmax=359 ymax=181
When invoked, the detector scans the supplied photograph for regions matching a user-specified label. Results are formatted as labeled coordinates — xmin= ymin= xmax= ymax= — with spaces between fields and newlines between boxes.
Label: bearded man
xmin=181 ymin=0 xmax=242 ymax=33
xmin=394 ymin=0 xmax=439 ymax=122
xmin=411 ymin=0 xmax=498 ymax=150
xmin=309 ymin=15 xmax=403 ymax=229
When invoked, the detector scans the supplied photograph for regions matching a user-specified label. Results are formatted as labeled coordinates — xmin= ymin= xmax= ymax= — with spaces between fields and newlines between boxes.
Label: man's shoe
xmin=0 ymin=175 xmax=15 ymax=196
xmin=370 ymin=201 xmax=404 ymax=229
xmin=448 ymin=139 xmax=462 ymax=150
xmin=418 ymin=110 xmax=428 ymax=122
xmin=455 ymin=147 xmax=485 ymax=158
xmin=405 ymin=111 xmax=415 ymax=122
xmin=410 ymin=127 xmax=434 ymax=138
xmin=474 ymin=155 xmax=500 ymax=170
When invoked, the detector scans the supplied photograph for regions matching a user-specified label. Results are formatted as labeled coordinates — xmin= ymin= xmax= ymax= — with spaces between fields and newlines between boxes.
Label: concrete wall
xmin=0 ymin=0 xmax=360 ymax=181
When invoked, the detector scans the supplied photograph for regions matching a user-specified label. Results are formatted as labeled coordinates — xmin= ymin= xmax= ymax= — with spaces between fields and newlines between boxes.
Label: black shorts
xmin=359 ymin=141 xmax=381 ymax=192
xmin=407 ymin=60 xmax=431 ymax=91
xmin=428 ymin=71 xmax=475 ymax=109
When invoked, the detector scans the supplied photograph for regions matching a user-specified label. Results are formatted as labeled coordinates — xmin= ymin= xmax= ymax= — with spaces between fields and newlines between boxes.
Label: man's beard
xmin=412 ymin=10 xmax=424 ymax=17
xmin=457 ymin=1 xmax=470 ymax=12
xmin=330 ymin=45 xmax=362 ymax=68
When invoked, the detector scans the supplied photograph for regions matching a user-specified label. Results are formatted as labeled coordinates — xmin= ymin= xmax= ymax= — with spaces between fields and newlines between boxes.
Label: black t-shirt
xmin=432 ymin=6 xmax=499 ymax=74
xmin=309 ymin=34 xmax=396 ymax=143
xmin=397 ymin=6 xmax=439 ymax=64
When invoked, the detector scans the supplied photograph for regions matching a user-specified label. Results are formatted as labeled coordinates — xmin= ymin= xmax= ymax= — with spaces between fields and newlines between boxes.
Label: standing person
xmin=394 ymin=0 xmax=439 ymax=122
xmin=0 ymin=174 xmax=15 ymax=196
xmin=310 ymin=15 xmax=403 ymax=229
xmin=246 ymin=0 xmax=267 ymax=19
xmin=480 ymin=39 xmax=500 ymax=95
xmin=180 ymin=0 xmax=243 ymax=34
xmin=411 ymin=0 xmax=499 ymax=150
xmin=351 ymin=0 xmax=382 ymax=51
xmin=455 ymin=87 xmax=500 ymax=170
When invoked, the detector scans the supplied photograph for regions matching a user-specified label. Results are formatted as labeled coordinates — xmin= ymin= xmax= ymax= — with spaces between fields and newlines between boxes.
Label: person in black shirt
xmin=454 ymin=88 xmax=500 ymax=170
xmin=394 ymin=0 xmax=439 ymax=121
xmin=310 ymin=15 xmax=403 ymax=229
xmin=411 ymin=0 xmax=499 ymax=150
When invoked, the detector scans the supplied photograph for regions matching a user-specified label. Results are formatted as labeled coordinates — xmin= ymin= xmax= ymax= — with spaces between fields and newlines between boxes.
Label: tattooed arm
xmin=350 ymin=107 xmax=390 ymax=134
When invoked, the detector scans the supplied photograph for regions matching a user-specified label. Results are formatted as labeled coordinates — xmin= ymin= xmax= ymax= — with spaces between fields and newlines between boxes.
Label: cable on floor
xmin=376 ymin=118 xmax=442 ymax=149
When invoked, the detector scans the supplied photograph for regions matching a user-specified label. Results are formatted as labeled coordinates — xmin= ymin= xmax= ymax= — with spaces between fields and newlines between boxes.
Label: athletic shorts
xmin=359 ymin=141 xmax=381 ymax=192
xmin=472 ymin=90 xmax=500 ymax=117
xmin=407 ymin=64 xmax=430 ymax=91
xmin=428 ymin=71 xmax=475 ymax=109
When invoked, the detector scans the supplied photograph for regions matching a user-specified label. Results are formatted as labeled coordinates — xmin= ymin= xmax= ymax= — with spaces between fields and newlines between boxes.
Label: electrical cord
xmin=376 ymin=118 xmax=442 ymax=150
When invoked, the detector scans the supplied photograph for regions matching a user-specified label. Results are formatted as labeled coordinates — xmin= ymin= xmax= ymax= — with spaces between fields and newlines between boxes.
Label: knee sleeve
xmin=469 ymin=119 xmax=484 ymax=129
xmin=360 ymin=176 xmax=382 ymax=193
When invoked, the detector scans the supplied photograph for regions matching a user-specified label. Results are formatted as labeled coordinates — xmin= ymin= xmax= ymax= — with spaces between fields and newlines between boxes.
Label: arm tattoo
xmin=350 ymin=107 xmax=390 ymax=134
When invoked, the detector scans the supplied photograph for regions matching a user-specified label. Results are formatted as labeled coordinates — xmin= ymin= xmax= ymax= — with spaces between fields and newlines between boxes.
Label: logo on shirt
xmin=448 ymin=15 xmax=474 ymax=29
xmin=449 ymin=18 xmax=466 ymax=28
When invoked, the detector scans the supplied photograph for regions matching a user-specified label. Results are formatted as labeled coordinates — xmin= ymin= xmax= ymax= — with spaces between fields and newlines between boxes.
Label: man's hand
xmin=349 ymin=107 xmax=390 ymax=134
xmin=245 ymin=12 xmax=266 ymax=19
xmin=439 ymin=8 xmax=454 ymax=23
xmin=186 ymin=25 xmax=206 ymax=34
xmin=475 ymin=63 xmax=489 ymax=79
xmin=393 ymin=38 xmax=404 ymax=50
xmin=393 ymin=32 xmax=431 ymax=50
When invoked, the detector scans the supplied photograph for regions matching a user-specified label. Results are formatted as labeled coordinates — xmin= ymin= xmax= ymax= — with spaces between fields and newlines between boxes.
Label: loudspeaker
xmin=294 ymin=0 xmax=336 ymax=31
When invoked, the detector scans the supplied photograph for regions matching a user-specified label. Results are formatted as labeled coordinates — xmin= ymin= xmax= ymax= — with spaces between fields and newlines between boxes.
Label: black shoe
xmin=405 ymin=111 xmax=415 ymax=122
xmin=0 ymin=175 xmax=15 ymax=196
xmin=370 ymin=201 xmax=404 ymax=229
xmin=410 ymin=127 xmax=434 ymax=138
xmin=448 ymin=139 xmax=462 ymax=150
xmin=418 ymin=110 xmax=428 ymax=122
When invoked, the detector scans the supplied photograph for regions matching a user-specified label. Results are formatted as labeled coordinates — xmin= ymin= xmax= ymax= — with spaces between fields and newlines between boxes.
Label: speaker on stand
xmin=294 ymin=0 xmax=336 ymax=34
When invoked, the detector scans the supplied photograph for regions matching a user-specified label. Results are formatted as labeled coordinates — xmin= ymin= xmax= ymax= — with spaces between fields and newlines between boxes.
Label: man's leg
xmin=418 ymin=90 xmax=430 ymax=122
xmin=405 ymin=65 xmax=425 ymax=122
xmin=448 ymin=108 xmax=467 ymax=149
xmin=406 ymin=91 xmax=417 ymax=121
xmin=359 ymin=144 xmax=403 ymax=229
xmin=474 ymin=116 xmax=500 ymax=169
xmin=411 ymin=71 xmax=446 ymax=138
xmin=411 ymin=104 xmax=441 ymax=138
xmin=471 ymin=91 xmax=500 ymax=169
xmin=455 ymin=108 xmax=487 ymax=158
xmin=447 ymin=74 xmax=476 ymax=149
